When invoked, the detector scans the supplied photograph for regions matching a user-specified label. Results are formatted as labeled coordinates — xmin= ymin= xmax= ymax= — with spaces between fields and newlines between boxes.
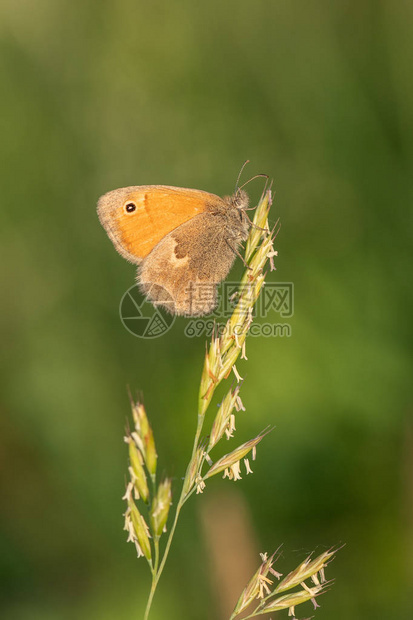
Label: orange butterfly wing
xmin=98 ymin=185 xmax=223 ymax=263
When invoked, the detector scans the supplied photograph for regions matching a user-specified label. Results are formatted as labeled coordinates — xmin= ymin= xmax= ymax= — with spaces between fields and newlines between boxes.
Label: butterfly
xmin=98 ymin=168 xmax=265 ymax=316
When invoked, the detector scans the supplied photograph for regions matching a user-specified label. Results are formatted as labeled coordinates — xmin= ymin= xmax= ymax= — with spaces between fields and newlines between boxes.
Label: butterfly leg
xmin=225 ymin=238 xmax=252 ymax=269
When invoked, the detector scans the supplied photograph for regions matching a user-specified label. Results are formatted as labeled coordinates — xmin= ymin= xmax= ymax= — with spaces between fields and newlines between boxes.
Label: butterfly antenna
xmin=238 ymin=173 xmax=269 ymax=192
xmin=235 ymin=159 xmax=250 ymax=192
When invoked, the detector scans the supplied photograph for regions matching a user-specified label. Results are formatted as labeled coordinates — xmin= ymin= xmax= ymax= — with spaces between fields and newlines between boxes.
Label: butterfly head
xmin=221 ymin=189 xmax=250 ymax=241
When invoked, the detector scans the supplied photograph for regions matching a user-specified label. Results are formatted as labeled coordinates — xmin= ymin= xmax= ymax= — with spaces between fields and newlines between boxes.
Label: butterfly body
xmin=98 ymin=185 xmax=250 ymax=316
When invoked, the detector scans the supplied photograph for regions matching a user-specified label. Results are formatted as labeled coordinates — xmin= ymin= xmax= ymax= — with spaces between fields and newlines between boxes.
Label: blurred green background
xmin=1 ymin=1 xmax=412 ymax=618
